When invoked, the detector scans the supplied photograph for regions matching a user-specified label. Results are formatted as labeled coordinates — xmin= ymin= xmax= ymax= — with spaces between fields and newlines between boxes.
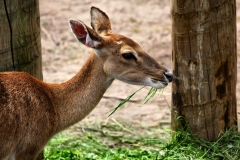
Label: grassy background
xmin=44 ymin=119 xmax=240 ymax=160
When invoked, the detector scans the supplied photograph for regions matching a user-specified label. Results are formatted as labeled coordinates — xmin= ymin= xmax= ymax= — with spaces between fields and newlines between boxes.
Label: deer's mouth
xmin=151 ymin=78 xmax=168 ymax=86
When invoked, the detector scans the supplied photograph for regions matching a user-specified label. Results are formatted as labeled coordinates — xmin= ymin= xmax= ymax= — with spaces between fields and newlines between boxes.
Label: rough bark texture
xmin=171 ymin=0 xmax=237 ymax=141
xmin=0 ymin=0 xmax=42 ymax=79
xmin=0 ymin=0 xmax=43 ymax=159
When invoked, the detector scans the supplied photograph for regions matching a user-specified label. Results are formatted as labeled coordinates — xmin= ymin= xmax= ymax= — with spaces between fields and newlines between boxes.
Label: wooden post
xmin=171 ymin=0 xmax=237 ymax=141
xmin=0 ymin=0 xmax=43 ymax=159
xmin=0 ymin=0 xmax=42 ymax=79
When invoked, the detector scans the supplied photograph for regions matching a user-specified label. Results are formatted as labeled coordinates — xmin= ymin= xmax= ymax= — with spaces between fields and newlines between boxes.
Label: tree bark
xmin=171 ymin=0 xmax=237 ymax=141
xmin=0 ymin=0 xmax=43 ymax=159
xmin=0 ymin=0 xmax=42 ymax=79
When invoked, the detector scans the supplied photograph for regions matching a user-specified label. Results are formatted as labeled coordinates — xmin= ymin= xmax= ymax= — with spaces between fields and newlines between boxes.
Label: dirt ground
xmin=39 ymin=0 xmax=240 ymax=128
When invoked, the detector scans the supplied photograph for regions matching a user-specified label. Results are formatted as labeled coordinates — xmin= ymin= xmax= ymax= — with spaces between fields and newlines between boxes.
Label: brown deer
xmin=0 ymin=6 xmax=172 ymax=160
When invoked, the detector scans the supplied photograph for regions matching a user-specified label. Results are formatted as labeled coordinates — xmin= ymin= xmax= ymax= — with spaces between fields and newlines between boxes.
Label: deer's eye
xmin=122 ymin=53 xmax=137 ymax=61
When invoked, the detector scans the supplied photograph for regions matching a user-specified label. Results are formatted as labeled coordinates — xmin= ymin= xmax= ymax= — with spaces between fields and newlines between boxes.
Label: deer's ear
xmin=69 ymin=19 xmax=102 ymax=48
xmin=90 ymin=6 xmax=112 ymax=35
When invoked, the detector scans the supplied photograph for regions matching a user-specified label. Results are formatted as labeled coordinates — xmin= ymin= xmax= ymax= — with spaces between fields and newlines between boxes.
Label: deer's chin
xmin=145 ymin=78 xmax=168 ymax=89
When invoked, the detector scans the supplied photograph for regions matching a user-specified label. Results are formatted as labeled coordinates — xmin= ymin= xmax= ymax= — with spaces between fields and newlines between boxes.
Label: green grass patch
xmin=44 ymin=120 xmax=166 ymax=160
xmin=44 ymin=120 xmax=240 ymax=160
xmin=160 ymin=129 xmax=240 ymax=160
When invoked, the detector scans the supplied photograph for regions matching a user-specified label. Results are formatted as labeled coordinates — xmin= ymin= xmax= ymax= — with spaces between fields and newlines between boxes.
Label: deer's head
xmin=69 ymin=6 xmax=172 ymax=89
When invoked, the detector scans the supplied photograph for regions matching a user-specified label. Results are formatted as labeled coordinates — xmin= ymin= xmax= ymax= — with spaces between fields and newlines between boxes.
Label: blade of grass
xmin=108 ymin=86 xmax=145 ymax=117
xmin=140 ymin=87 xmax=158 ymax=106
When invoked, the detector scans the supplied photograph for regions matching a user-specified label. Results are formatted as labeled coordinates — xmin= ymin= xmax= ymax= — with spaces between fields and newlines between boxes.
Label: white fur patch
xmin=144 ymin=77 xmax=167 ymax=89
xmin=69 ymin=19 xmax=100 ymax=48
xmin=85 ymin=31 xmax=101 ymax=48
xmin=132 ymin=50 xmax=138 ymax=58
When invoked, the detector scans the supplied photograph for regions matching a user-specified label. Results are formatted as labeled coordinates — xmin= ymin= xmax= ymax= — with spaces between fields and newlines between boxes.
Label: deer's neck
xmin=52 ymin=52 xmax=113 ymax=131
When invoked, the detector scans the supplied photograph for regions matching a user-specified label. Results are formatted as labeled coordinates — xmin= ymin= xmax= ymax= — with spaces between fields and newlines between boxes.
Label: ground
xmin=39 ymin=0 xmax=240 ymax=128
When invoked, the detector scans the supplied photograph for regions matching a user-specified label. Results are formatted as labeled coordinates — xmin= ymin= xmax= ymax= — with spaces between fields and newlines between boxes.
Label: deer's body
xmin=0 ymin=7 xmax=172 ymax=160
xmin=0 ymin=53 xmax=110 ymax=159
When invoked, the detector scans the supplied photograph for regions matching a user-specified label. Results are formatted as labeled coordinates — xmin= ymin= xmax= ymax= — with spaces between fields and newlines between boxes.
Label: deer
xmin=0 ymin=6 xmax=173 ymax=160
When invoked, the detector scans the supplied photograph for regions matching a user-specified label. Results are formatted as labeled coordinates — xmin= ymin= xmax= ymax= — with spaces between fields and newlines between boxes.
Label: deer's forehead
xmin=117 ymin=35 xmax=144 ymax=52
xmin=102 ymin=34 xmax=144 ymax=54
xmin=116 ymin=35 xmax=138 ymax=46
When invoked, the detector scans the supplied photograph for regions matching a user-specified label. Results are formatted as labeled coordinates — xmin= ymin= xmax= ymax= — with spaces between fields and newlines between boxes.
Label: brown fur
xmin=0 ymin=7 xmax=171 ymax=160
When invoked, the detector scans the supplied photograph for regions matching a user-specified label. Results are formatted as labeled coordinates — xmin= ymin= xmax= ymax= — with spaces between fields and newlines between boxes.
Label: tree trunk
xmin=171 ymin=0 xmax=237 ymax=141
xmin=0 ymin=0 xmax=42 ymax=79
xmin=0 ymin=0 xmax=43 ymax=159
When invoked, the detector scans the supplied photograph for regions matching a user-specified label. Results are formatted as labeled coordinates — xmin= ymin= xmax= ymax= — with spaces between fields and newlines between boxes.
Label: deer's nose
xmin=163 ymin=71 xmax=173 ymax=83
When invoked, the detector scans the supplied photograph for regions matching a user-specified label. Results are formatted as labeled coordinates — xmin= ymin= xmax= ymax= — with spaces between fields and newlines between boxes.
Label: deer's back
xmin=0 ymin=72 xmax=58 ymax=158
